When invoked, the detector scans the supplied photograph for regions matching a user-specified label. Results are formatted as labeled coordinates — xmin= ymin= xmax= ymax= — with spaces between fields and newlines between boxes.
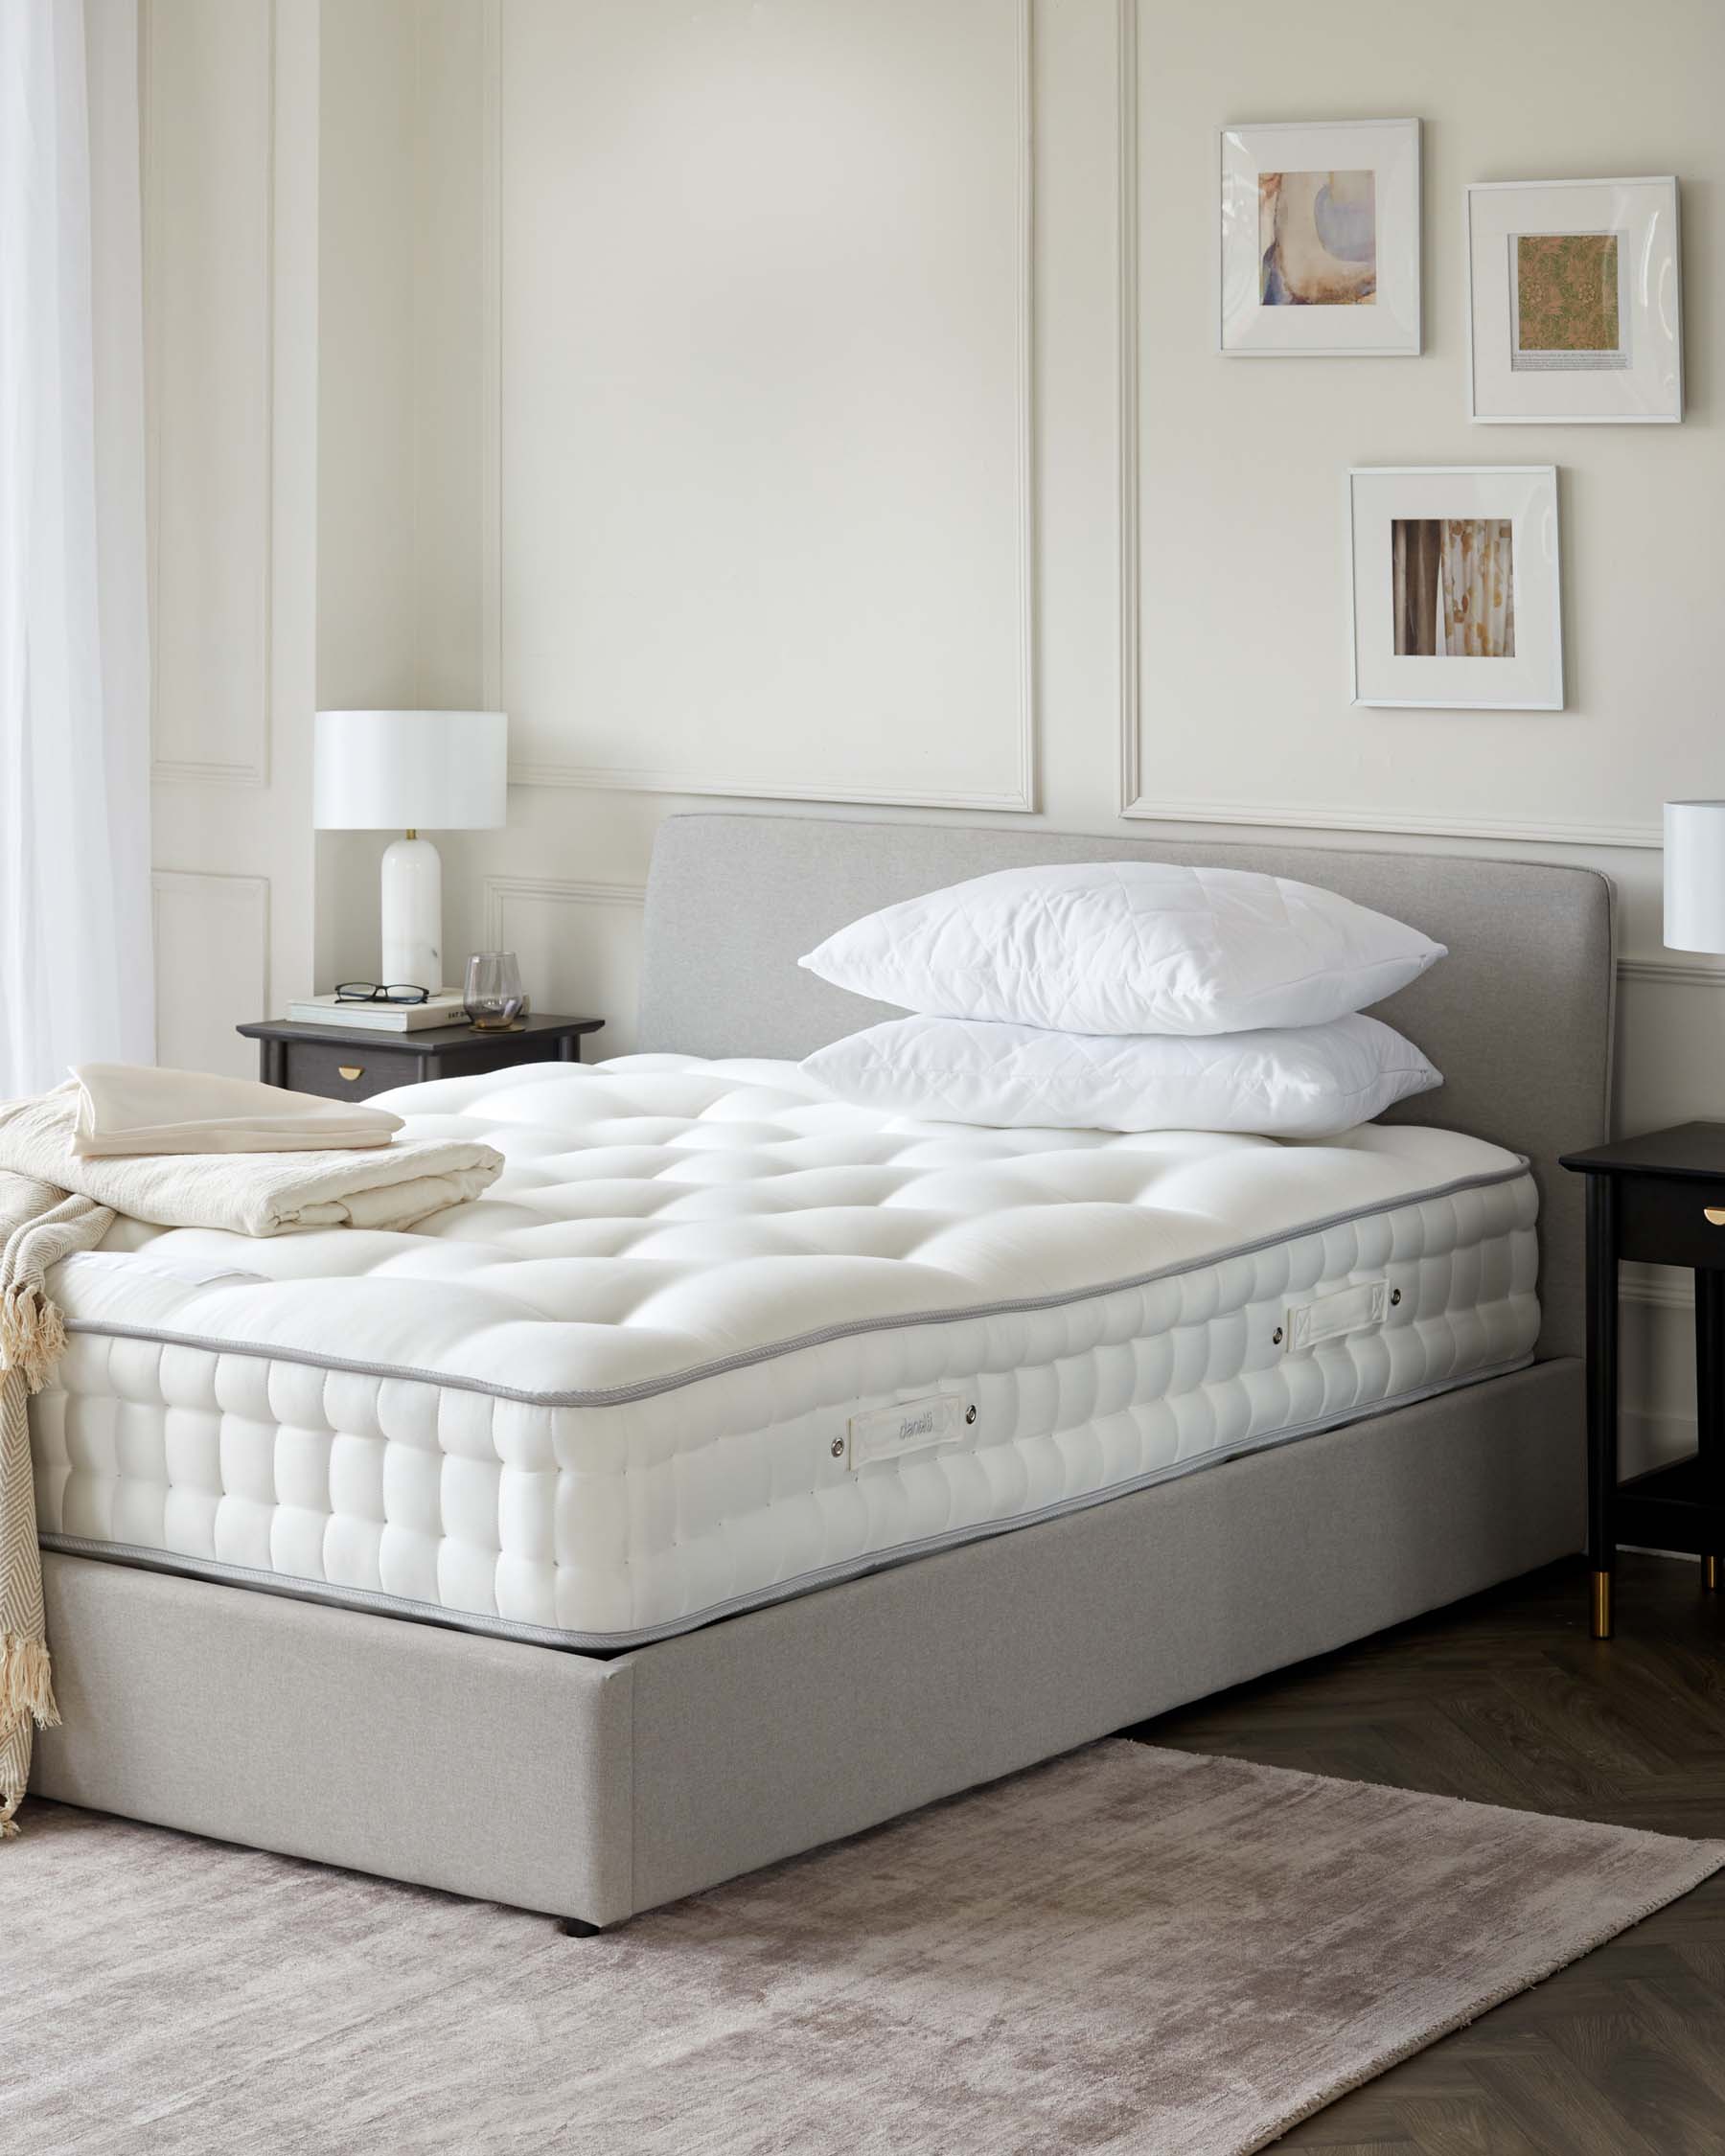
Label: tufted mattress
xmin=30 ymin=1057 xmax=1540 ymax=1652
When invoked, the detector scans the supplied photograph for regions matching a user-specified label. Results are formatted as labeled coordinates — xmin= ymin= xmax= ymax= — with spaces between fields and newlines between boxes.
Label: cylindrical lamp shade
xmin=1665 ymin=801 xmax=1725 ymax=956
xmin=313 ymin=710 xmax=508 ymax=831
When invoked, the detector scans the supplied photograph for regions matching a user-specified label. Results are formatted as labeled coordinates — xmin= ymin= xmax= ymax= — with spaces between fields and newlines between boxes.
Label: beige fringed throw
xmin=0 ymin=1072 xmax=504 ymax=1836
xmin=0 ymin=1177 xmax=115 ymax=1835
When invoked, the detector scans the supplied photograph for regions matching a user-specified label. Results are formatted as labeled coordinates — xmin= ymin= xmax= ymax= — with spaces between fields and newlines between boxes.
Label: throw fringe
xmin=0 ymin=1182 xmax=111 ymax=1844
xmin=1 ymin=1281 xmax=67 ymax=1394
xmin=0 ymin=1763 xmax=26 ymax=1835
xmin=0 ymin=1291 xmax=60 ymax=1843
xmin=1 ymin=1631 xmax=59 ymax=1732
xmin=0 ymin=1632 xmax=58 ymax=1841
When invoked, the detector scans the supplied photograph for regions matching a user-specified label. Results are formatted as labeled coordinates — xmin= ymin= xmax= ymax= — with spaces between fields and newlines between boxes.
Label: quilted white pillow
xmin=802 ymin=1012 xmax=1441 ymax=1138
xmin=797 ymin=861 xmax=1445 ymax=1035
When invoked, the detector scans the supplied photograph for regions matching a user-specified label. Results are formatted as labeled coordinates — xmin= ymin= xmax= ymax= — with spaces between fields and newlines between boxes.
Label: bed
xmin=29 ymin=814 xmax=1614 ymax=1930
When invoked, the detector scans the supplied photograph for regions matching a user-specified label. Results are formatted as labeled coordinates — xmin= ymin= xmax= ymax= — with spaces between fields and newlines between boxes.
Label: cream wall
xmin=1127 ymin=0 xmax=1716 ymax=847
xmin=144 ymin=0 xmax=319 ymax=1080
xmin=154 ymin=0 xmax=1721 ymax=1468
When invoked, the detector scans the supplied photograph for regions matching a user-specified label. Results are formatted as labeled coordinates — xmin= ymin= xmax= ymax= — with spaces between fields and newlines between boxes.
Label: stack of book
xmin=284 ymin=991 xmax=471 ymax=1033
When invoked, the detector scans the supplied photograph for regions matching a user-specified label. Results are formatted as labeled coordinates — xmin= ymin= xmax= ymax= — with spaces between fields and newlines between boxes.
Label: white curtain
xmin=0 ymin=0 xmax=154 ymax=1099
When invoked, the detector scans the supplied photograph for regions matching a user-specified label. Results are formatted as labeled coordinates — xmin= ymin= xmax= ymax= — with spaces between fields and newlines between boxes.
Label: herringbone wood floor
xmin=1126 ymin=1552 xmax=1725 ymax=2154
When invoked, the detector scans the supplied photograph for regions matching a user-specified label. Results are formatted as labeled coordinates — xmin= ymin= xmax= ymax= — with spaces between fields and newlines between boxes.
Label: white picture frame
xmin=1465 ymin=177 xmax=1682 ymax=424
xmin=1347 ymin=467 xmax=1563 ymax=711
xmin=1220 ymin=119 xmax=1420 ymax=356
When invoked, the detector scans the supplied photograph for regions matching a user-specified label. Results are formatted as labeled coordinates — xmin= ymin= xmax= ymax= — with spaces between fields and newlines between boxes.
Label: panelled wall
xmin=144 ymin=0 xmax=318 ymax=1077
xmin=154 ymin=0 xmax=1720 ymax=1466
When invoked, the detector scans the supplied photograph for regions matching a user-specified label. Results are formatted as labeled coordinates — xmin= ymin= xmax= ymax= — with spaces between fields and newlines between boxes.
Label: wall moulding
xmin=482 ymin=0 xmax=1036 ymax=814
xmin=503 ymin=767 xmax=1039 ymax=813
xmin=480 ymin=876 xmax=649 ymax=941
xmin=479 ymin=873 xmax=649 ymax=1049
xmin=1111 ymin=0 xmax=1661 ymax=853
xmin=1117 ymin=794 xmax=1665 ymax=851
xmin=144 ymin=0 xmax=276 ymax=789
xmin=151 ymin=868 xmax=271 ymax=1073
xmin=1116 ymin=0 xmax=1140 ymax=823
xmin=1620 ymin=1261 xmax=1694 ymax=1313
xmin=1618 ymin=957 xmax=1725 ymax=990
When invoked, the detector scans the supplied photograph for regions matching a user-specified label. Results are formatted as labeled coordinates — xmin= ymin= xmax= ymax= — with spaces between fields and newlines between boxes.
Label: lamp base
xmin=380 ymin=834 xmax=442 ymax=992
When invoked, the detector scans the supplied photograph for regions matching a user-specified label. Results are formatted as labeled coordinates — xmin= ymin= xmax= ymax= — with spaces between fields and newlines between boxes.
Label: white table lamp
xmin=1666 ymin=800 xmax=1725 ymax=957
xmin=313 ymin=710 xmax=507 ymax=990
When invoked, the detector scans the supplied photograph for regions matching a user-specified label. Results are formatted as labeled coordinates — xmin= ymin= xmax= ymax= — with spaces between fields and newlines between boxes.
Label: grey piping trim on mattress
xmin=58 ymin=1158 xmax=1534 ymax=1410
xmin=38 ymin=1350 xmax=1536 ymax=1655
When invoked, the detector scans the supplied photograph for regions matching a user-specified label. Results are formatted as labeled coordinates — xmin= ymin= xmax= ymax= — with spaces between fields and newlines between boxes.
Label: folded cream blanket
xmin=0 ymin=1071 xmax=504 ymax=1833
xmin=69 ymin=1063 xmax=404 ymax=1158
xmin=0 ymin=1080 xmax=501 ymax=1233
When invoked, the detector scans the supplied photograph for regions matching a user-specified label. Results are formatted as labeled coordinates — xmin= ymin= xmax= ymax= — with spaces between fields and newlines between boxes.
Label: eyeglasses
xmin=334 ymin=982 xmax=430 ymax=1006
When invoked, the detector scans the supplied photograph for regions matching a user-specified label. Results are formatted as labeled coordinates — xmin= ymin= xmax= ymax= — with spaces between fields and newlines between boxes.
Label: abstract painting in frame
xmin=1221 ymin=120 xmax=1420 ymax=356
xmin=1348 ymin=468 xmax=1562 ymax=710
xmin=1466 ymin=178 xmax=1682 ymax=423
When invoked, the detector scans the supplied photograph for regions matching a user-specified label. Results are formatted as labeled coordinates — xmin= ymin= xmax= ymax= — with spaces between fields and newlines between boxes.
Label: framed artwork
xmin=1220 ymin=119 xmax=1420 ymax=356
xmin=1465 ymin=177 xmax=1682 ymax=423
xmin=1347 ymin=467 xmax=1562 ymax=710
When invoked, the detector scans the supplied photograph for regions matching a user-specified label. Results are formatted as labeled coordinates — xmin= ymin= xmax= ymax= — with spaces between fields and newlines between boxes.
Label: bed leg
xmin=558 ymin=1915 xmax=603 ymax=1938
xmin=1705 ymin=1555 xmax=1721 ymax=1594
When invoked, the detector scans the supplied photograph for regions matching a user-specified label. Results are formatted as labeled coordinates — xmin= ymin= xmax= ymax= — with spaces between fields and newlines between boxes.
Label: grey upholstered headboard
xmin=638 ymin=814 xmax=1615 ymax=1361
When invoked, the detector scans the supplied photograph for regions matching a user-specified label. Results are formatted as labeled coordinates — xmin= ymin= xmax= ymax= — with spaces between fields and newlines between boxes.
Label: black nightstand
xmin=1560 ymin=1122 xmax=1725 ymax=1640
xmin=237 ymin=1013 xmax=606 ymax=1103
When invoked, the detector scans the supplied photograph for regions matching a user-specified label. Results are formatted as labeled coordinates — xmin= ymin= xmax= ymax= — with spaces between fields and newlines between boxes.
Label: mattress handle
xmin=1282 ymin=1278 xmax=1394 ymax=1353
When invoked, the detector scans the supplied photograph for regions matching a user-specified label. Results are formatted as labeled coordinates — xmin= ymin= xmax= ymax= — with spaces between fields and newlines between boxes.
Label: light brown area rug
xmin=5 ymin=1742 xmax=1720 ymax=2155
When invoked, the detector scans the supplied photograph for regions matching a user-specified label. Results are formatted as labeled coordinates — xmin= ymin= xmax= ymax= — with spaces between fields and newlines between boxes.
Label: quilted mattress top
xmin=56 ymin=1056 xmax=1530 ymax=1406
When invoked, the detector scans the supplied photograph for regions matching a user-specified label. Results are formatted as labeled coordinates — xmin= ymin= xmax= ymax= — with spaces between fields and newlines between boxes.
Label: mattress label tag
xmin=1285 ymin=1280 xmax=1390 ymax=1351
xmin=846 ymin=1393 xmax=967 ymax=1468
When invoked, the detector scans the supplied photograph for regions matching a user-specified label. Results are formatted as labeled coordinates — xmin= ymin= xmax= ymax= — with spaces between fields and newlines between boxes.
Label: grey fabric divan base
xmin=33 ymin=1359 xmax=1583 ymax=1929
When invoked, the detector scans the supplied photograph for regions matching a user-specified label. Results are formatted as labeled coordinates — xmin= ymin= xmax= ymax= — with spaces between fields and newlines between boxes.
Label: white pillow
xmin=802 ymin=1012 xmax=1441 ymax=1138
xmin=797 ymin=860 xmax=1444 ymax=1035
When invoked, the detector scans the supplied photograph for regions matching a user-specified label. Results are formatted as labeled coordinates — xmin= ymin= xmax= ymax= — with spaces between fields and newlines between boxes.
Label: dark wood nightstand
xmin=237 ymin=1013 xmax=606 ymax=1102
xmin=1560 ymin=1122 xmax=1725 ymax=1640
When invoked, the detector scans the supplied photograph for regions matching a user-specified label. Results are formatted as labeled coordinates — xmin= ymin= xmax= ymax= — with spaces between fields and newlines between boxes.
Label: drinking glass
xmin=463 ymin=952 xmax=529 ymax=1029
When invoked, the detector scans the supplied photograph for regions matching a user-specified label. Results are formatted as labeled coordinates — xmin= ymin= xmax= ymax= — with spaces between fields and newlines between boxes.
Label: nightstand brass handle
xmin=337 ymin=1066 xmax=364 ymax=1082
xmin=1706 ymin=1207 xmax=1725 ymax=1227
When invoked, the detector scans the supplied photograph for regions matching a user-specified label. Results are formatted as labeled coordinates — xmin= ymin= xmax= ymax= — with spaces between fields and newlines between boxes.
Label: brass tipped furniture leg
xmin=1705 ymin=1555 xmax=1721 ymax=1594
xmin=1591 ymin=1571 xmax=1613 ymax=1640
